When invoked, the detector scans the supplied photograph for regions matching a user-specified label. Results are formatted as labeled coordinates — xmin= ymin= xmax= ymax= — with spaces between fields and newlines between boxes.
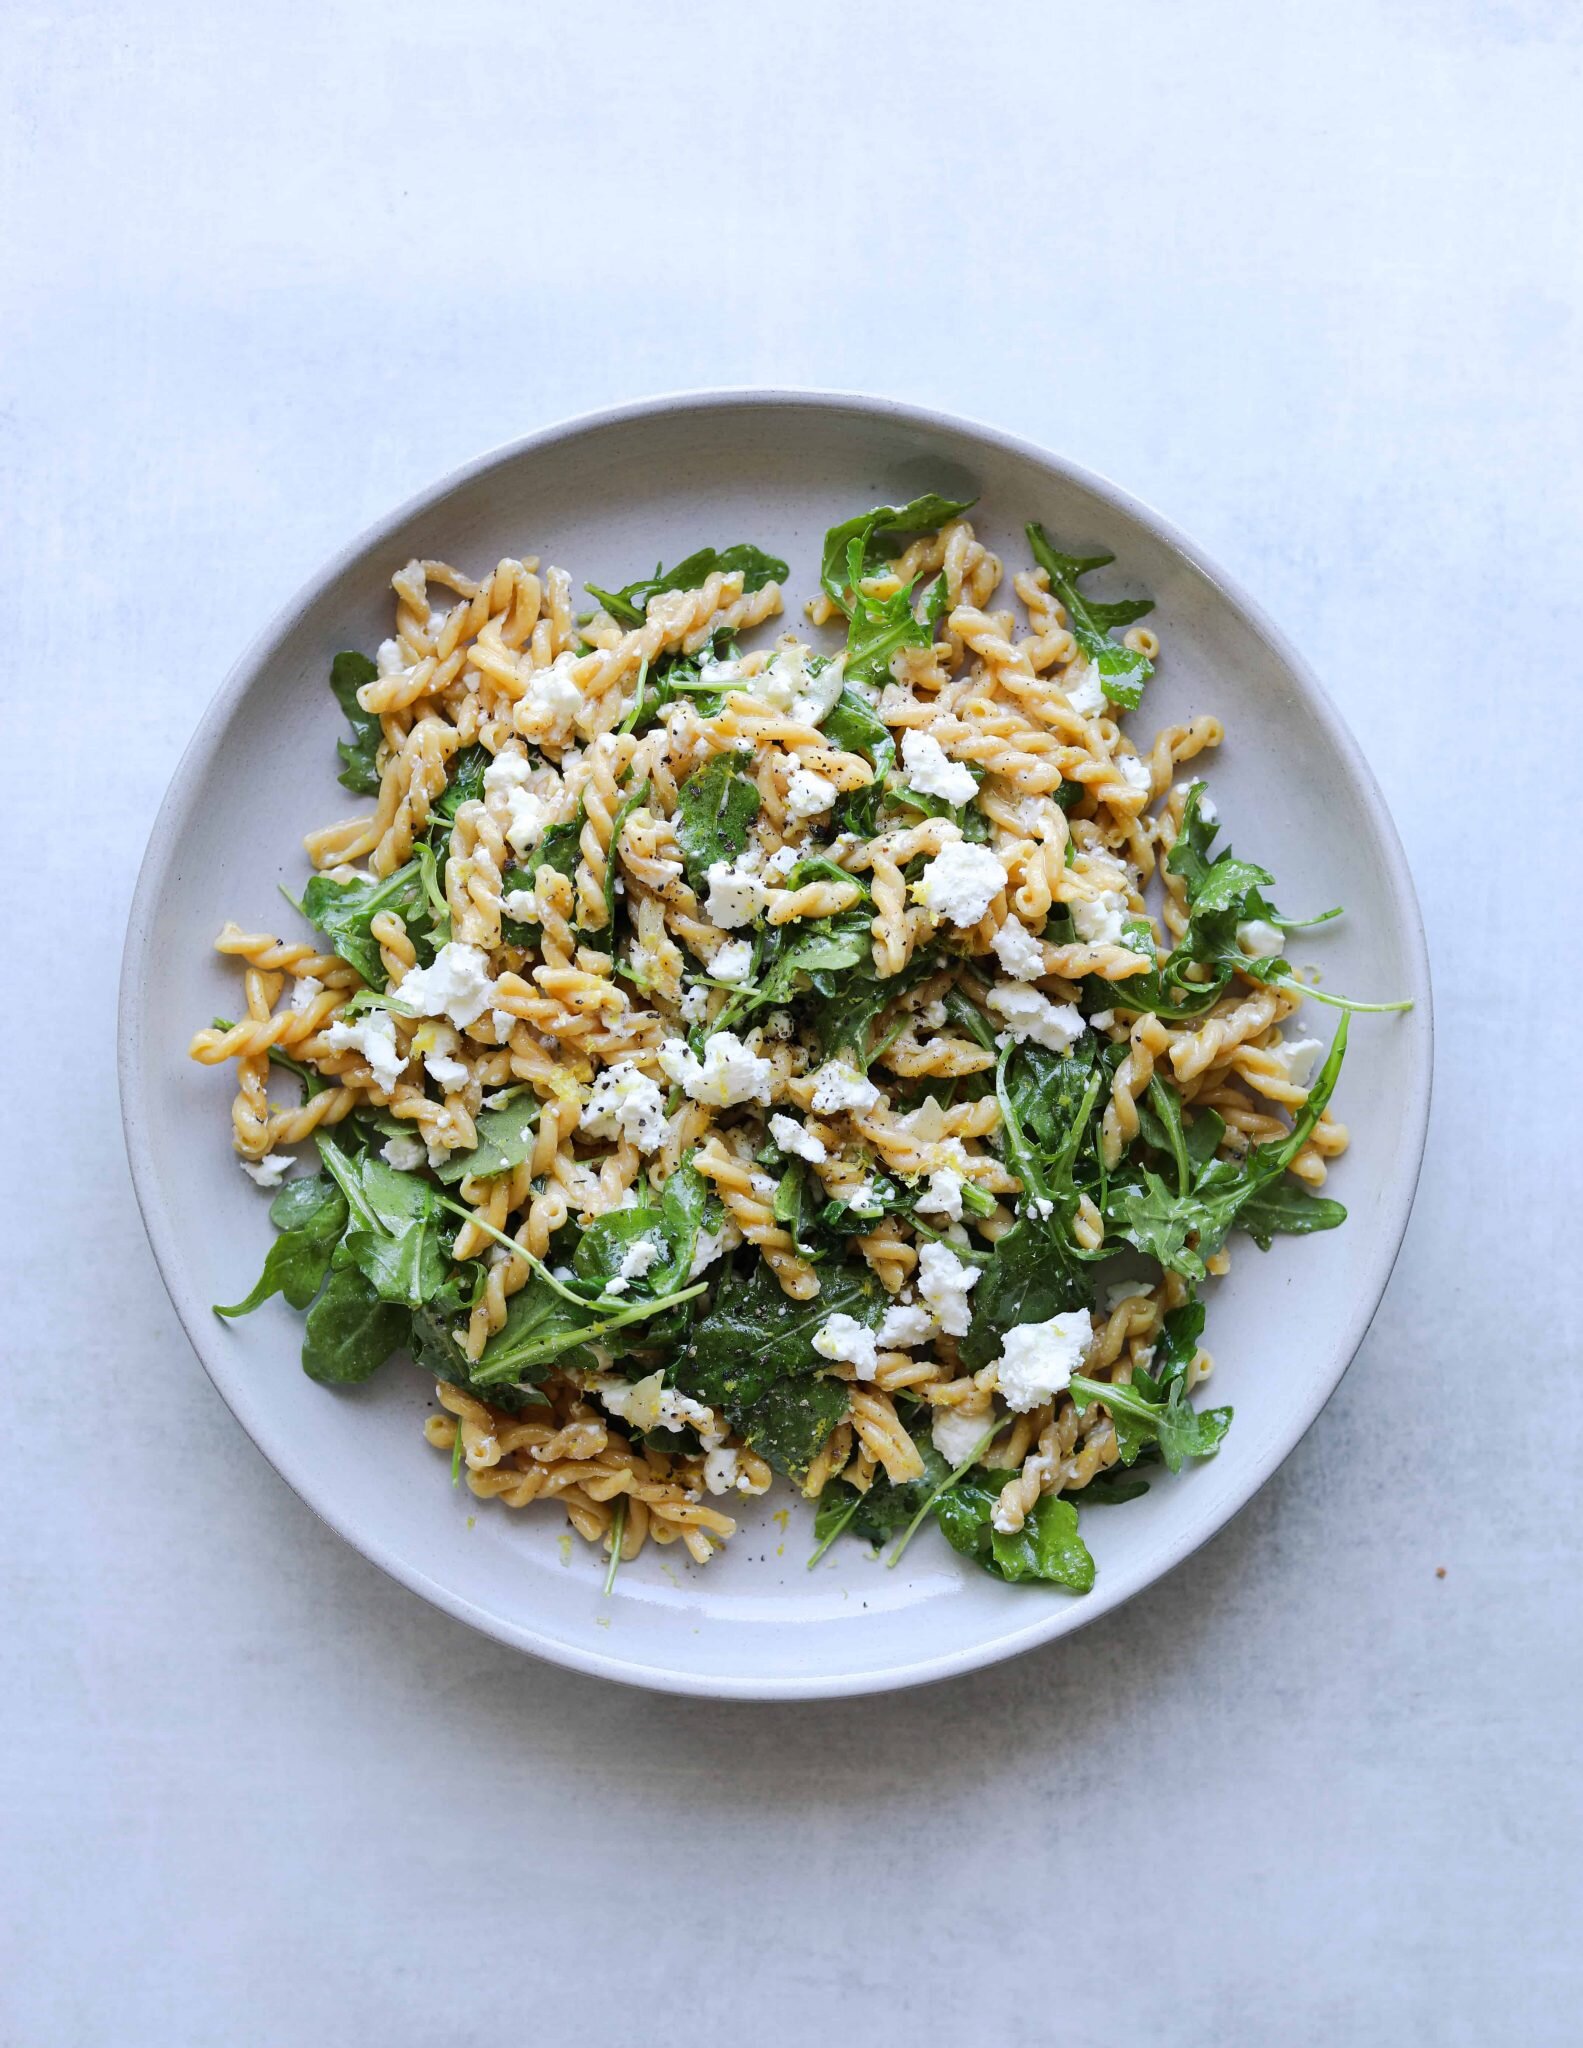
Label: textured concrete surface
xmin=3 ymin=2 xmax=1579 ymax=2041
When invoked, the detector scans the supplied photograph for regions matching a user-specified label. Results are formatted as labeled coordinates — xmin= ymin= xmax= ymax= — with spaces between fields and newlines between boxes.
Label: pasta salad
xmin=195 ymin=494 xmax=1402 ymax=1591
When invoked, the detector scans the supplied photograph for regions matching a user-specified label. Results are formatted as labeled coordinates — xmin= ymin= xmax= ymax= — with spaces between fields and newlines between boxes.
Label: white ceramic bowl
xmin=120 ymin=391 xmax=1432 ymax=1698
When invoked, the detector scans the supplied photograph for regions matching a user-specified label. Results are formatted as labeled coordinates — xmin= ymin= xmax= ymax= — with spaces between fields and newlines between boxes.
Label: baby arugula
xmin=586 ymin=544 xmax=788 ymax=630
xmin=1025 ymin=524 xmax=1156 ymax=710
xmin=329 ymin=651 xmax=383 ymax=795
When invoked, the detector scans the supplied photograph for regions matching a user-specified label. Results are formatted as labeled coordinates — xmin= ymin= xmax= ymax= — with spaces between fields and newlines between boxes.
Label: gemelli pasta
xmin=195 ymin=495 xmax=1404 ymax=1590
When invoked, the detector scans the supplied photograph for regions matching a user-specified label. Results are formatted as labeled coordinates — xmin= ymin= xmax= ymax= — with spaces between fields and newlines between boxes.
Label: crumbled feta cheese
xmin=240 ymin=1152 xmax=293 ymax=1188
xmin=1103 ymin=1278 xmax=1153 ymax=1313
xmin=760 ymin=1009 xmax=795 ymax=1040
xmin=916 ymin=1241 xmax=980 ymax=1337
xmin=704 ymin=855 xmax=767 ymax=929
xmin=580 ymin=1060 xmax=668 ymax=1151
xmin=502 ymin=887 xmax=537 ymax=922
xmin=376 ymin=637 xmax=405 ymax=675
xmin=1063 ymin=661 xmax=1106 ymax=717
xmin=990 ymin=918 xmax=1046 ymax=980
xmin=786 ymin=767 xmax=838 ymax=822
xmin=425 ymin=1048 xmax=469 ymax=1093
xmin=593 ymin=1373 xmax=716 ymax=1436
xmin=770 ymin=1113 xmax=828 ymax=1164
xmin=1276 ymin=1035 xmax=1324 ymax=1087
xmin=916 ymin=997 xmax=947 ymax=1030
xmin=986 ymin=984 xmax=1088 ymax=1053
xmin=878 ymin=1301 xmax=936 ymax=1349
xmin=703 ymin=1446 xmax=753 ymax=1495
xmin=709 ymin=938 xmax=755 ymax=983
xmin=931 ymin=1405 xmax=991 ymax=1465
xmin=915 ymin=1166 xmax=965 ymax=1222
xmin=993 ymin=1309 xmax=1093 ymax=1411
xmin=914 ymin=841 xmax=1008 ymax=926
xmin=658 ymin=1032 xmax=774 ymax=1107
xmin=678 ymin=984 xmax=710 ymax=1023
xmin=809 ymin=1061 xmax=880 ymax=1114
xmin=901 ymin=728 xmax=978 ymax=806
xmin=744 ymin=643 xmax=845 ymax=724
xmin=1236 ymin=919 xmax=1285 ymax=958
xmin=1089 ymin=1010 xmax=1116 ymax=1031
xmin=1199 ymin=791 xmax=1218 ymax=825
xmin=522 ymin=652 xmax=584 ymax=738
xmin=698 ymin=654 xmax=743 ymax=686
xmin=490 ymin=1008 xmax=515 ymax=1042
xmin=396 ymin=942 xmax=497 ymax=1029
xmin=289 ymin=975 xmax=323 ymax=1013
xmin=1070 ymin=890 xmax=1129 ymax=947
xmin=812 ymin=1312 xmax=879 ymax=1379
xmin=688 ymin=1220 xmax=737 ymax=1278
xmin=324 ymin=1008 xmax=405 ymax=1091
xmin=482 ymin=748 xmax=552 ymax=855
xmin=380 ymin=1132 xmax=428 ymax=1172
xmin=765 ymin=844 xmax=800 ymax=878
xmin=613 ymin=1235 xmax=662 ymax=1291
xmin=1116 ymin=754 xmax=1152 ymax=797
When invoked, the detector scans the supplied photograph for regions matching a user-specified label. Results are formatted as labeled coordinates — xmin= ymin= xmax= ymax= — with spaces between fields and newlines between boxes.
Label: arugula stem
xmin=603 ymin=1496 xmax=627 ymax=1594
xmin=805 ymin=1490 xmax=864 ymax=1570
xmin=1280 ymin=978 xmax=1414 ymax=1015
xmin=618 ymin=656 xmax=650 ymax=735
xmin=450 ymin=1413 xmax=465 ymax=1486
xmin=886 ymin=1421 xmax=1008 ymax=1569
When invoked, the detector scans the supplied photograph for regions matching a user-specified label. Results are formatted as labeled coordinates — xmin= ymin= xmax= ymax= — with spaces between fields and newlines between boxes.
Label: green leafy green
xmin=301 ymin=1264 xmax=409 ymax=1385
xmin=214 ymin=1173 xmax=348 ymax=1318
xmin=432 ymin=1100 xmax=541 ymax=1185
xmin=301 ymin=859 xmax=434 ymax=989
xmin=1237 ymin=1179 xmax=1348 ymax=1248
xmin=587 ymin=545 xmax=788 ymax=629
xmin=673 ymin=754 xmax=761 ymax=886
xmin=1026 ymin=524 xmax=1155 ymax=710
xmin=434 ymin=743 xmax=490 ymax=821
xmin=818 ymin=494 xmax=977 ymax=610
xmin=500 ymin=817 xmax=582 ymax=947
xmin=330 ymin=651 xmax=382 ymax=795
xmin=1069 ymin=1373 xmax=1230 ymax=1475
xmin=732 ymin=1377 xmax=852 ymax=1481
xmin=933 ymin=1475 xmax=1096 ymax=1590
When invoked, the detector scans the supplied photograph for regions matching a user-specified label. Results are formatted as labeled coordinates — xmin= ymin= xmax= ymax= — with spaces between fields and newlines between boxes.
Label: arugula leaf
xmin=1067 ymin=1468 xmax=1152 ymax=1507
xmin=958 ymin=1222 xmax=1092 ymax=1370
xmin=432 ymin=1100 xmax=541 ymax=1185
xmin=679 ymin=1257 xmax=884 ymax=1410
xmin=467 ymin=1273 xmax=601 ymax=1387
xmin=330 ymin=651 xmax=382 ymax=795
xmin=812 ymin=1442 xmax=951 ymax=1553
xmin=434 ymin=743 xmax=490 ymax=822
xmin=214 ymin=1173 xmax=348 ymax=1318
xmin=822 ymin=688 xmax=897 ymax=837
xmin=301 ymin=1265 xmax=409 ymax=1384
xmin=587 ymin=545 xmax=788 ymax=629
xmin=837 ymin=537 xmax=932 ymax=691
xmin=673 ymin=754 xmax=761 ymax=886
xmin=1069 ymin=1373 xmax=1230 ymax=1475
xmin=933 ymin=1475 xmax=1096 ymax=1590
xmin=408 ymin=1306 xmax=548 ymax=1411
xmin=316 ymin=1135 xmax=455 ymax=1310
xmin=1237 ymin=1179 xmax=1348 ymax=1248
xmin=818 ymin=494 xmax=977 ymax=611
xmin=1026 ymin=524 xmax=1155 ymax=710
xmin=301 ymin=859 xmax=434 ymax=989
xmin=731 ymin=1378 xmax=852 ymax=1481
xmin=500 ymin=818 xmax=582 ymax=947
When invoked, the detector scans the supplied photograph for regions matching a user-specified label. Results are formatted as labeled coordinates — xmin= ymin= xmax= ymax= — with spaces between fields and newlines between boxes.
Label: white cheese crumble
xmin=1103 ymin=1278 xmax=1153 ymax=1313
xmin=490 ymin=1008 xmax=515 ymax=1042
xmin=931 ymin=1405 xmax=991 ymax=1466
xmin=913 ymin=841 xmax=1008 ymax=926
xmin=580 ymin=1060 xmax=667 ymax=1152
xmin=915 ymin=1166 xmax=965 ymax=1222
xmin=1275 ymin=1035 xmax=1324 ymax=1087
xmin=878 ymin=1301 xmax=936 ymax=1349
xmin=986 ymin=983 xmax=1088 ymax=1053
xmin=521 ymin=652 xmax=584 ymax=738
xmin=1089 ymin=1010 xmax=1116 ymax=1031
xmin=765 ymin=844 xmax=800 ymax=878
xmin=380 ymin=1132 xmax=428 ymax=1172
xmin=809 ymin=1060 xmax=880 ymax=1114
xmin=900 ymin=728 xmax=978 ymax=806
xmin=703 ymin=1446 xmax=760 ymax=1495
xmin=1070 ymin=889 xmax=1135 ymax=948
xmin=1116 ymin=753 xmax=1152 ymax=797
xmin=502 ymin=886 xmax=537 ymax=922
xmin=288 ymin=975 xmax=323 ymax=1013
xmin=678 ymin=984 xmax=711 ymax=1023
xmin=811 ymin=1312 xmax=879 ymax=1380
xmin=704 ymin=853 xmax=767 ymax=928
xmin=658 ymin=1032 xmax=774 ymax=1107
xmin=785 ymin=766 xmax=838 ymax=822
xmin=1236 ymin=919 xmax=1285 ymax=958
xmin=709 ymin=938 xmax=755 ymax=983
xmin=324 ymin=1009 xmax=405 ymax=1092
xmin=1026 ymin=1195 xmax=1055 ymax=1220
xmin=992 ymin=1309 xmax=1093 ymax=1411
xmin=990 ymin=918 xmax=1045 ymax=980
xmin=592 ymin=1373 xmax=717 ymax=1437
xmin=424 ymin=1047 xmax=469 ymax=1094
xmin=916 ymin=1240 xmax=980 ymax=1336
xmin=687 ymin=1218 xmax=739 ymax=1278
xmin=770 ymin=1113 xmax=828 ymax=1164
xmin=395 ymin=942 xmax=497 ymax=1029
xmin=240 ymin=1152 xmax=293 ymax=1188
xmin=1062 ymin=661 xmax=1106 ymax=717
xmin=481 ymin=748 xmax=552 ymax=855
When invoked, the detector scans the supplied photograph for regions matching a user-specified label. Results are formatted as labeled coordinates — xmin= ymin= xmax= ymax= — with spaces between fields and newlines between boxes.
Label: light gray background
xmin=3 ymin=3 xmax=1578 ymax=2043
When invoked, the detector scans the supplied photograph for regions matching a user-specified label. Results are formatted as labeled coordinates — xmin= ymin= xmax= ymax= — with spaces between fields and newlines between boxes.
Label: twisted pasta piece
xmin=694 ymin=1139 xmax=819 ymax=1300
